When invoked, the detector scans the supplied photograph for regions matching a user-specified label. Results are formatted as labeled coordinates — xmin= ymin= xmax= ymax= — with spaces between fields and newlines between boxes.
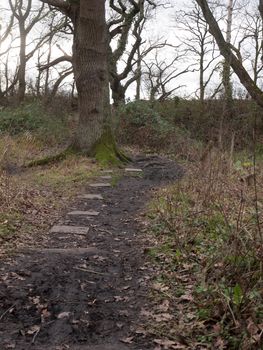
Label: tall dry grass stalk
xmin=149 ymin=147 xmax=263 ymax=348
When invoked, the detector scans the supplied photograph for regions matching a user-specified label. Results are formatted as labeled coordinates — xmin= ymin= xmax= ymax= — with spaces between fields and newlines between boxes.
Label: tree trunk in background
xmin=222 ymin=0 xmax=233 ymax=114
xmin=108 ymin=46 xmax=126 ymax=106
xmin=44 ymin=34 xmax=53 ymax=97
xmin=135 ymin=46 xmax=142 ymax=100
xmin=199 ymin=45 xmax=205 ymax=105
xmin=18 ymin=25 xmax=26 ymax=103
xmin=195 ymin=0 xmax=263 ymax=109
xmin=111 ymin=79 xmax=126 ymax=106
xmin=259 ymin=0 xmax=263 ymax=67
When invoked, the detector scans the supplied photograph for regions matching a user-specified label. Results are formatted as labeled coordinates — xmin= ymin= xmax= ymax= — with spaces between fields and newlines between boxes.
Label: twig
xmin=97 ymin=228 xmax=113 ymax=235
xmin=31 ymin=326 xmax=41 ymax=344
xmin=92 ymin=226 xmax=113 ymax=235
xmin=0 ymin=303 xmax=16 ymax=321
xmin=73 ymin=267 xmax=105 ymax=275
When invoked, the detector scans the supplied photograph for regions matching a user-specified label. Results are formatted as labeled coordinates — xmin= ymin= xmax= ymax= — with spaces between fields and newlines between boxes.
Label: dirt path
xmin=0 ymin=156 xmax=183 ymax=350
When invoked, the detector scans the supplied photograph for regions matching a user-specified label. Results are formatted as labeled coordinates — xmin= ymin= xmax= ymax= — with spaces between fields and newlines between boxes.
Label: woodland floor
xmin=0 ymin=155 xmax=183 ymax=350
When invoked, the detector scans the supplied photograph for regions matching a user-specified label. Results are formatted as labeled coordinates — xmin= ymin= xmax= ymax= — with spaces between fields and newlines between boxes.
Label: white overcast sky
xmin=0 ymin=0 xmax=260 ymax=99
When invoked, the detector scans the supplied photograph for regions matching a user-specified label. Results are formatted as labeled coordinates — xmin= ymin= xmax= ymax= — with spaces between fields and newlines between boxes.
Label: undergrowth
xmin=0 ymin=155 xmax=99 ymax=255
xmin=0 ymin=101 xmax=98 ymax=255
xmin=0 ymin=101 xmax=70 ymax=142
xmin=146 ymin=151 xmax=263 ymax=349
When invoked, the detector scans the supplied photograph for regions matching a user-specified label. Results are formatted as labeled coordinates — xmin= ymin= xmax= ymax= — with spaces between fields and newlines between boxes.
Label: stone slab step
xmin=68 ymin=210 xmax=100 ymax=216
xmin=22 ymin=247 xmax=99 ymax=255
xmin=78 ymin=194 xmax=103 ymax=200
xmin=101 ymin=170 xmax=113 ymax=174
xmin=31 ymin=343 xmax=129 ymax=350
xmin=89 ymin=183 xmax=111 ymax=188
xmin=50 ymin=225 xmax=89 ymax=235
xmin=100 ymin=175 xmax=112 ymax=180
xmin=125 ymin=168 xmax=143 ymax=172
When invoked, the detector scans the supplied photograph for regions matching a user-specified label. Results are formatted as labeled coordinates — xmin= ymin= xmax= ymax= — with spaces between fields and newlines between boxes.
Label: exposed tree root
xmin=24 ymin=131 xmax=131 ymax=168
xmin=24 ymin=146 xmax=74 ymax=168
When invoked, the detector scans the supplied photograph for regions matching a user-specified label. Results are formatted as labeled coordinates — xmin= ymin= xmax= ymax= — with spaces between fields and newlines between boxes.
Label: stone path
xmin=0 ymin=156 xmax=183 ymax=350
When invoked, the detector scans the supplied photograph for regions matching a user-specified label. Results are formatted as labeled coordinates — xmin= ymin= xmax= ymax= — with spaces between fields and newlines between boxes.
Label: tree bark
xmin=259 ymin=0 xmax=263 ymax=67
xmin=40 ymin=0 xmax=128 ymax=161
xmin=72 ymin=0 xmax=112 ymax=154
xmin=222 ymin=0 xmax=233 ymax=114
xmin=18 ymin=25 xmax=26 ymax=103
xmin=111 ymin=79 xmax=126 ymax=106
xmin=199 ymin=44 xmax=205 ymax=104
xmin=135 ymin=46 xmax=142 ymax=100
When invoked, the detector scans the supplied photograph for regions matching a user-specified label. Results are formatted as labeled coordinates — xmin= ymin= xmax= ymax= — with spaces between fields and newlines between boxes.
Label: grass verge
xmin=144 ymin=151 xmax=263 ymax=349
xmin=0 ymin=154 xmax=100 ymax=256
xmin=0 ymin=107 xmax=101 ymax=256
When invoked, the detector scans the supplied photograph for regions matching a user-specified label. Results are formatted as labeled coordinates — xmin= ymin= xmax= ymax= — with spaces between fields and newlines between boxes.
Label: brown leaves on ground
xmin=142 ymin=153 xmax=263 ymax=349
xmin=0 ymin=156 xmax=98 ymax=256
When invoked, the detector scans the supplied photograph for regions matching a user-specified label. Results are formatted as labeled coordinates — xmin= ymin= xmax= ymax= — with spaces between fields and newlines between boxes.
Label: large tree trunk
xmin=259 ymin=0 xmax=263 ymax=69
xmin=72 ymin=0 xmax=110 ymax=153
xmin=71 ymin=0 xmax=127 ymax=163
xmin=40 ymin=0 xmax=128 ymax=163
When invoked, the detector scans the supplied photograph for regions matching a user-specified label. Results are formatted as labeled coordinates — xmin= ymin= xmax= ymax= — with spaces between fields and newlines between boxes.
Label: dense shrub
xmin=0 ymin=101 xmax=70 ymax=144
xmin=116 ymin=98 xmax=263 ymax=152
xmin=115 ymin=100 xmax=200 ymax=155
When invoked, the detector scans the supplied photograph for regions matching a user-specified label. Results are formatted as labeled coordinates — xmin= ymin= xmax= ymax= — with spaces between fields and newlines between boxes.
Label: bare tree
xmin=8 ymin=0 xmax=49 ymax=102
xmin=175 ymin=0 xmax=220 ymax=104
xmin=38 ymin=0 xmax=163 ymax=107
xmin=0 ymin=9 xmax=14 ymax=57
xmin=108 ymin=0 xmax=159 ymax=106
xmin=143 ymin=50 xmax=190 ymax=101
xmin=239 ymin=3 xmax=263 ymax=84
xmin=36 ymin=12 xmax=73 ymax=98
xmin=0 ymin=12 xmax=15 ymax=101
xmin=195 ymin=0 xmax=263 ymax=108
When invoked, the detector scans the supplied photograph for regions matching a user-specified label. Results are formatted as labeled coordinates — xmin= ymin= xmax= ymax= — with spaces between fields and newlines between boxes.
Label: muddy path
xmin=0 ymin=156 xmax=183 ymax=350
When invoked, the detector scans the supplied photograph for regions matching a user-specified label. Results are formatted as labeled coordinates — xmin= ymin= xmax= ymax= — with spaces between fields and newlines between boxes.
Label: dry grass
xmin=0 ymin=136 xmax=99 ymax=256
xmin=145 ymin=148 xmax=263 ymax=349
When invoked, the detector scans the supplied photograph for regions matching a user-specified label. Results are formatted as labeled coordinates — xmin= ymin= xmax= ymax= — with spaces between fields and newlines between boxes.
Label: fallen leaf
xmin=178 ymin=293 xmax=194 ymax=302
xmin=158 ymin=299 xmax=170 ymax=312
xmin=135 ymin=327 xmax=147 ymax=335
xmin=57 ymin=312 xmax=71 ymax=319
xmin=154 ymin=313 xmax=173 ymax=322
xmin=214 ymin=337 xmax=226 ymax=349
xmin=119 ymin=310 xmax=129 ymax=316
xmin=41 ymin=309 xmax=51 ymax=319
xmin=152 ymin=282 xmax=169 ymax=292
xmin=116 ymin=322 xmax=124 ymax=329
xmin=120 ymin=336 xmax=134 ymax=344
xmin=27 ymin=325 xmax=40 ymax=335
xmin=140 ymin=308 xmax=153 ymax=318
xmin=154 ymin=338 xmax=177 ymax=349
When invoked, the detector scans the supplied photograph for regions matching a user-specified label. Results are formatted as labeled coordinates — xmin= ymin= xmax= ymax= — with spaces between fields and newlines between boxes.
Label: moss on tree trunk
xmin=91 ymin=127 xmax=130 ymax=165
